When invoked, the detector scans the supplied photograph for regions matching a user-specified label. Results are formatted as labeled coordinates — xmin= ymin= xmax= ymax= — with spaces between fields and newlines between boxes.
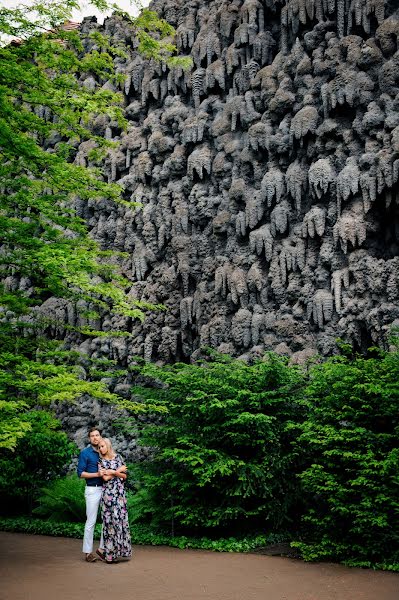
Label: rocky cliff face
xmin=45 ymin=0 xmax=399 ymax=364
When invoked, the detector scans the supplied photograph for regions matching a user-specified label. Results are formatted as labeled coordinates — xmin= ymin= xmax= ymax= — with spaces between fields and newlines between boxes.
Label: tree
xmin=0 ymin=0 xmax=191 ymax=449
xmin=0 ymin=410 xmax=77 ymax=514
xmin=294 ymin=343 xmax=399 ymax=568
xmin=129 ymin=352 xmax=305 ymax=536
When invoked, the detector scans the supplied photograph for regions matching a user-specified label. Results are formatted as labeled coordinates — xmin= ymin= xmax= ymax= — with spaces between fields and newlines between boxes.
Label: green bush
xmin=128 ymin=352 xmax=305 ymax=536
xmin=0 ymin=516 xmax=286 ymax=553
xmin=0 ymin=411 xmax=77 ymax=515
xmin=293 ymin=345 xmax=399 ymax=568
xmin=0 ymin=516 xmax=90 ymax=539
xmin=3 ymin=344 xmax=399 ymax=570
xmin=33 ymin=475 xmax=86 ymax=522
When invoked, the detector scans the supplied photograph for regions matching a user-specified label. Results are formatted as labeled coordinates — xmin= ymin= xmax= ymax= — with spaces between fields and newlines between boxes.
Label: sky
xmin=68 ymin=0 xmax=151 ymax=23
xmin=0 ymin=0 xmax=150 ymax=24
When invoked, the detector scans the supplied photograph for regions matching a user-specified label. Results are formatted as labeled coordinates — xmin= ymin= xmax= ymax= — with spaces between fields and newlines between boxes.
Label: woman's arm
xmin=108 ymin=458 xmax=128 ymax=480
xmin=116 ymin=464 xmax=127 ymax=476
xmin=101 ymin=457 xmax=128 ymax=481
xmin=116 ymin=464 xmax=127 ymax=481
xmin=101 ymin=468 xmax=127 ymax=481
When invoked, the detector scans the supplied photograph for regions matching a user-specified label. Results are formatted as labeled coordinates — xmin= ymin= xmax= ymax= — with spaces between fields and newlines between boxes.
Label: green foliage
xmin=1 ymin=346 xmax=399 ymax=570
xmin=0 ymin=411 xmax=77 ymax=514
xmin=0 ymin=1 xmax=108 ymax=39
xmin=0 ymin=11 xmax=144 ymax=322
xmin=118 ymin=9 xmax=193 ymax=69
xmin=293 ymin=347 xmax=399 ymax=567
xmin=0 ymin=399 xmax=31 ymax=450
xmin=0 ymin=515 xmax=286 ymax=554
xmin=0 ymin=335 xmax=144 ymax=450
xmin=128 ymin=352 xmax=305 ymax=536
xmin=0 ymin=0 xmax=184 ymax=448
xmin=33 ymin=475 xmax=86 ymax=522
xmin=0 ymin=516 xmax=90 ymax=539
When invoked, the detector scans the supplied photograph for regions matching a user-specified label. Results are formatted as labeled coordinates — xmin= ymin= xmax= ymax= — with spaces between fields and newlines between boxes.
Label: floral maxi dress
xmin=100 ymin=454 xmax=132 ymax=562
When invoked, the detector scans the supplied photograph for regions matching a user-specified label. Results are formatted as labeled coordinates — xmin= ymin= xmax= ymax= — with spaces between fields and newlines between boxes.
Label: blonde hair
xmin=99 ymin=437 xmax=116 ymax=460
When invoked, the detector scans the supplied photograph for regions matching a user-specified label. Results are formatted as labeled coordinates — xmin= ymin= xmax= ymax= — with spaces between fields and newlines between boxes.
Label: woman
xmin=96 ymin=437 xmax=132 ymax=564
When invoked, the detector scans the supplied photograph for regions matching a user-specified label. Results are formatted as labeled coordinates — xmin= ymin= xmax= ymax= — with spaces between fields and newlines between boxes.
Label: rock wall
xmin=56 ymin=395 xmax=153 ymax=460
xmin=46 ymin=0 xmax=399 ymax=363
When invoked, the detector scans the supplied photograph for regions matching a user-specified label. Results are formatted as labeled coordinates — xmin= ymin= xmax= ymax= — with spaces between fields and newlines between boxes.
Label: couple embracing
xmin=77 ymin=427 xmax=132 ymax=564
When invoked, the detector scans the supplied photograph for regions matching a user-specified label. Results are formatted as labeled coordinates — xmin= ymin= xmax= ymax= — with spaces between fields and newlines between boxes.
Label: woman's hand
xmin=100 ymin=468 xmax=116 ymax=478
xmin=105 ymin=469 xmax=117 ymax=476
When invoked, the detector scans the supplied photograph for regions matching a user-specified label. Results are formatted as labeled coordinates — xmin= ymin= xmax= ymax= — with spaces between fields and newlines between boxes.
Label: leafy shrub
xmin=0 ymin=516 xmax=90 ymax=539
xmin=294 ymin=345 xmax=399 ymax=568
xmin=4 ymin=344 xmax=397 ymax=569
xmin=0 ymin=516 xmax=287 ymax=553
xmin=129 ymin=352 xmax=305 ymax=536
xmin=0 ymin=411 xmax=77 ymax=515
xmin=33 ymin=475 xmax=86 ymax=522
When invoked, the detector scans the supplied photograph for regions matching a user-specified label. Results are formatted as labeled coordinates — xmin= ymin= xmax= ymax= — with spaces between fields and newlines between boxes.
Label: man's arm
xmin=80 ymin=471 xmax=102 ymax=479
xmin=77 ymin=450 xmax=101 ymax=480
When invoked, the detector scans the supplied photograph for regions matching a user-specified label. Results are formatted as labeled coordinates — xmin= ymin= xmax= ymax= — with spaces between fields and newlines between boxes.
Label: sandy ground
xmin=0 ymin=532 xmax=398 ymax=600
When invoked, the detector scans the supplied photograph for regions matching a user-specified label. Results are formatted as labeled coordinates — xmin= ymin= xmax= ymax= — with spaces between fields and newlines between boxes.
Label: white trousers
xmin=82 ymin=486 xmax=104 ymax=554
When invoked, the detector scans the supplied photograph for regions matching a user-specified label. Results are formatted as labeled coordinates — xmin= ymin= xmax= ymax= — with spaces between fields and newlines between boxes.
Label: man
xmin=77 ymin=427 xmax=104 ymax=562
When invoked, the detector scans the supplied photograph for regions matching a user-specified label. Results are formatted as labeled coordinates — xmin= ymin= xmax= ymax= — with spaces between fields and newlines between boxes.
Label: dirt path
xmin=0 ymin=532 xmax=398 ymax=600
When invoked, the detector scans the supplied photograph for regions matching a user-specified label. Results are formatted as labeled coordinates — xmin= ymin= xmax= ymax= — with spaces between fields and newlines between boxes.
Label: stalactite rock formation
xmin=43 ymin=1 xmax=399 ymax=364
